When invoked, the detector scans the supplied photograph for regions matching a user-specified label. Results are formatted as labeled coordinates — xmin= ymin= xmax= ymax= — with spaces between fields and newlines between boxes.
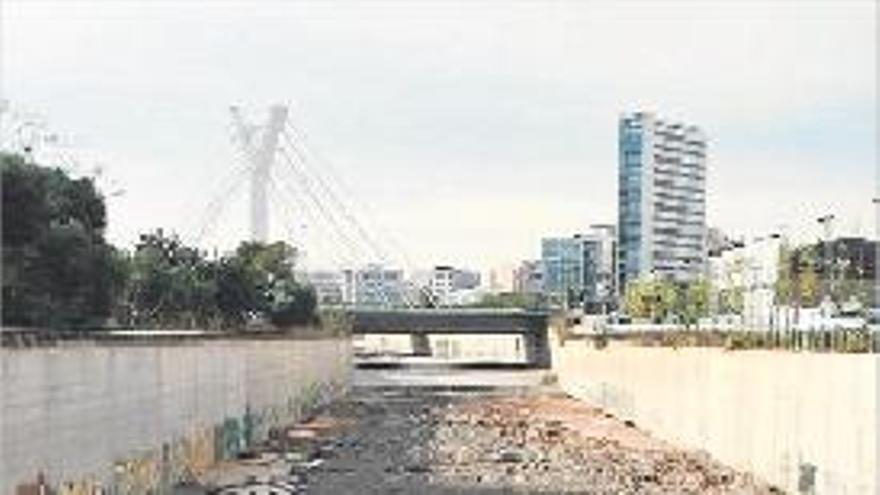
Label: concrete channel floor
xmin=203 ymin=366 xmax=778 ymax=494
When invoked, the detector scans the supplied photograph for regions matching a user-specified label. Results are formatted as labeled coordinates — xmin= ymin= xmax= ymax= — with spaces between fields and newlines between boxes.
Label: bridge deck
xmin=349 ymin=308 xmax=550 ymax=334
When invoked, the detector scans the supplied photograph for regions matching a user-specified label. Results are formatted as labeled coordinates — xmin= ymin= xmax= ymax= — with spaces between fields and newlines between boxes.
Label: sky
xmin=1 ymin=0 xmax=876 ymax=273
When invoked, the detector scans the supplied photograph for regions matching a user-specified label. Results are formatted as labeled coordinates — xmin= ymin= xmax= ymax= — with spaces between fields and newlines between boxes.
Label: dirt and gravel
xmin=218 ymin=383 xmax=779 ymax=494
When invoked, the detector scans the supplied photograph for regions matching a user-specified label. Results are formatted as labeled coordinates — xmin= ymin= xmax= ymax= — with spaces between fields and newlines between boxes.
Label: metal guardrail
xmin=345 ymin=307 xmax=551 ymax=316
xmin=0 ymin=326 xmax=320 ymax=348
xmin=563 ymin=323 xmax=880 ymax=353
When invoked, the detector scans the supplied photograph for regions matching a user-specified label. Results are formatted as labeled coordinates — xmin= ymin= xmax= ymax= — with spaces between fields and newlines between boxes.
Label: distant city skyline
xmin=2 ymin=1 xmax=875 ymax=273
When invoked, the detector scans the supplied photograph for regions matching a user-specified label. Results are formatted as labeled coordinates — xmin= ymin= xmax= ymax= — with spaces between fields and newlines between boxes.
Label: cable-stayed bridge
xmin=193 ymin=103 xmax=552 ymax=366
xmin=0 ymin=102 xmax=552 ymax=366
xmin=190 ymin=103 xmax=431 ymax=308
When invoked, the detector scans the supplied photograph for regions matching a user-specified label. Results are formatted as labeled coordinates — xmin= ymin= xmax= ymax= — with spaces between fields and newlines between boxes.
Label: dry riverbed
xmin=202 ymin=383 xmax=777 ymax=494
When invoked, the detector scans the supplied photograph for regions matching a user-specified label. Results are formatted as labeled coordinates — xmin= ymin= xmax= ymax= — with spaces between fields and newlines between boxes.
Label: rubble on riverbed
xmin=424 ymin=394 xmax=774 ymax=493
xmin=197 ymin=386 xmax=777 ymax=494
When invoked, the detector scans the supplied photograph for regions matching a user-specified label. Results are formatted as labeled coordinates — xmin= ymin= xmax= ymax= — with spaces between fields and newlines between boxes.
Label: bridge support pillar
xmin=523 ymin=329 xmax=552 ymax=368
xmin=410 ymin=334 xmax=432 ymax=356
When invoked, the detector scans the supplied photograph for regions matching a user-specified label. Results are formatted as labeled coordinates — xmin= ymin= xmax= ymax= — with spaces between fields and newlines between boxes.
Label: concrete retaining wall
xmin=1 ymin=336 xmax=351 ymax=494
xmin=553 ymin=338 xmax=879 ymax=494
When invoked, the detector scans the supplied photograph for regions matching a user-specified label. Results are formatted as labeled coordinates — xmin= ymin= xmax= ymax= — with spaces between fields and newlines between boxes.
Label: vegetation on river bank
xmin=2 ymin=152 xmax=318 ymax=330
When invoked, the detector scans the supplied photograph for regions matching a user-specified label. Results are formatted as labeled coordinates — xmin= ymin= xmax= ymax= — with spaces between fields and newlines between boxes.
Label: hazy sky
xmin=2 ymin=1 xmax=876 ymax=272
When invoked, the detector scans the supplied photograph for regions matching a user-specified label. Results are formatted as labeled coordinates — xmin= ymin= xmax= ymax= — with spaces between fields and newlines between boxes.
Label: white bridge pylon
xmin=211 ymin=103 xmax=441 ymax=309
xmin=229 ymin=104 xmax=288 ymax=243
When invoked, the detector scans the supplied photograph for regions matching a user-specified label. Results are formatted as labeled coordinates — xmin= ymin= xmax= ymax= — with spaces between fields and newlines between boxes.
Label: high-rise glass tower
xmin=618 ymin=112 xmax=707 ymax=291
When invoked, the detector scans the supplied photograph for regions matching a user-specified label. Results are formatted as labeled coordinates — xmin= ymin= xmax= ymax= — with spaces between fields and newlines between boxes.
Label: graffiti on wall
xmin=57 ymin=479 xmax=105 ymax=495
xmin=7 ymin=341 xmax=350 ymax=494
xmin=114 ymin=455 xmax=161 ymax=495
xmin=166 ymin=426 xmax=217 ymax=485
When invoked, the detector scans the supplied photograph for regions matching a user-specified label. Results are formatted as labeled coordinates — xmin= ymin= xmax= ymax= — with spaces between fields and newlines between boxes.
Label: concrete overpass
xmin=349 ymin=308 xmax=552 ymax=368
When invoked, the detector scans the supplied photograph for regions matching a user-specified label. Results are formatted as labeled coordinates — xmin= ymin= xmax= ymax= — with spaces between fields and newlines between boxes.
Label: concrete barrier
xmin=553 ymin=338 xmax=879 ymax=494
xmin=1 ymin=335 xmax=351 ymax=494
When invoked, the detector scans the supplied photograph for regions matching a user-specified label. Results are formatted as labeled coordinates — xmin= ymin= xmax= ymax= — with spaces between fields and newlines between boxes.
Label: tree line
xmin=622 ymin=279 xmax=711 ymax=326
xmin=622 ymin=242 xmax=873 ymax=325
xmin=776 ymin=243 xmax=871 ymax=310
xmin=2 ymin=152 xmax=316 ymax=330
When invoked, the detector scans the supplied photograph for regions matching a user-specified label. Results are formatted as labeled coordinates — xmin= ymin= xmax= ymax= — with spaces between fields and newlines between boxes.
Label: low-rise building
xmin=303 ymin=270 xmax=345 ymax=306
xmin=706 ymin=234 xmax=782 ymax=330
xmin=583 ymin=225 xmax=617 ymax=313
xmin=487 ymin=262 xmax=516 ymax=293
xmin=342 ymin=264 xmax=406 ymax=307
xmin=707 ymin=234 xmax=877 ymax=330
xmin=428 ymin=265 xmax=482 ymax=306
xmin=540 ymin=225 xmax=617 ymax=311
xmin=513 ymin=260 xmax=544 ymax=295
xmin=815 ymin=236 xmax=877 ymax=307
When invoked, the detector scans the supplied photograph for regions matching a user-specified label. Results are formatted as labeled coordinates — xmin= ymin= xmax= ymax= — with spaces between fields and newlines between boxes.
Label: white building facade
xmin=487 ymin=262 xmax=516 ymax=293
xmin=706 ymin=235 xmax=782 ymax=330
xmin=428 ymin=265 xmax=482 ymax=306
xmin=583 ymin=224 xmax=617 ymax=312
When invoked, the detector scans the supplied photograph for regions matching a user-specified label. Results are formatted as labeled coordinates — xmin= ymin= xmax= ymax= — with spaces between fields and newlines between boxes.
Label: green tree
xmin=1 ymin=152 xmax=318 ymax=331
xmin=124 ymin=235 xmax=316 ymax=329
xmin=623 ymin=279 xmax=678 ymax=323
xmin=470 ymin=292 xmax=546 ymax=310
xmin=623 ymin=280 xmax=651 ymax=318
xmin=126 ymin=230 xmax=218 ymax=327
xmin=775 ymin=244 xmax=794 ymax=306
xmin=794 ymin=245 xmax=821 ymax=307
xmin=214 ymin=256 xmax=261 ymax=326
xmin=799 ymin=263 xmax=820 ymax=307
xmin=269 ymin=285 xmax=317 ymax=326
xmin=678 ymin=279 xmax=710 ymax=327
xmin=2 ymin=153 xmax=120 ymax=328
xmin=776 ymin=244 xmax=823 ymax=309
xmin=222 ymin=241 xmax=317 ymax=326
xmin=718 ymin=287 xmax=744 ymax=315
xmin=654 ymin=280 xmax=678 ymax=321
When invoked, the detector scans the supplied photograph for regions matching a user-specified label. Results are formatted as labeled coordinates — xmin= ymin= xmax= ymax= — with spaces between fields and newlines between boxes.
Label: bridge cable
xmin=274 ymin=146 xmax=401 ymax=308
xmin=279 ymin=127 xmax=440 ymax=308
